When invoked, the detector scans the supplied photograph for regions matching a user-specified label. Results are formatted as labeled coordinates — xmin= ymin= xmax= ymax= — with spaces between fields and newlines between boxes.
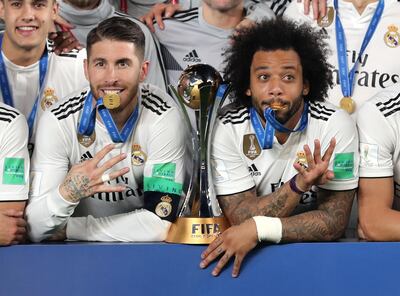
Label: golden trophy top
xmin=177 ymin=64 xmax=222 ymax=110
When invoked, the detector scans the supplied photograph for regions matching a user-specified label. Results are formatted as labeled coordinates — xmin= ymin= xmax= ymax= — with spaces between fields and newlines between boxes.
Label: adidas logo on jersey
xmin=183 ymin=50 xmax=201 ymax=63
xmin=80 ymin=151 xmax=93 ymax=163
xmin=248 ymin=164 xmax=261 ymax=177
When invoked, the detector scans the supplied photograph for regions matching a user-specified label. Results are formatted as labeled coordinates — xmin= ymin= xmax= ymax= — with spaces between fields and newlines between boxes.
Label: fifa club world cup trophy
xmin=167 ymin=64 xmax=231 ymax=244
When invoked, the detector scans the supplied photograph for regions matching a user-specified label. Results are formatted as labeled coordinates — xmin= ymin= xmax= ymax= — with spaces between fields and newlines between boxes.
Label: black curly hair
xmin=223 ymin=18 xmax=333 ymax=107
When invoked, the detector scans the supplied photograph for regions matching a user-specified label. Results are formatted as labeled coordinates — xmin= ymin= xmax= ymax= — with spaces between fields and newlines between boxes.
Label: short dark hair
xmin=86 ymin=17 xmax=145 ymax=60
xmin=224 ymin=18 xmax=333 ymax=107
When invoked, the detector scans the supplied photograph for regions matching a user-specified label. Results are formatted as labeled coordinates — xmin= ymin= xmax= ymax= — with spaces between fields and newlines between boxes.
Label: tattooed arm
xmin=220 ymin=138 xmax=336 ymax=225
xmin=281 ymin=188 xmax=355 ymax=242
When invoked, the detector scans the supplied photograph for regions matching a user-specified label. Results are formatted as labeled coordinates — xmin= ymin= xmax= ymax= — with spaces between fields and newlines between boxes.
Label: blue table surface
xmin=0 ymin=241 xmax=399 ymax=296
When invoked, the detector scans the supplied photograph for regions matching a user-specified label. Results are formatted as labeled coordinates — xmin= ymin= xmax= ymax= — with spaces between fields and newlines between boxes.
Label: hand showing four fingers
xmin=59 ymin=144 xmax=129 ymax=203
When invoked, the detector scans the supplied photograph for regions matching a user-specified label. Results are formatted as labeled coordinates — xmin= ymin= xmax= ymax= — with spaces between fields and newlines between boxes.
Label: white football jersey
xmin=26 ymin=83 xmax=186 ymax=242
xmin=284 ymin=0 xmax=400 ymax=119
xmin=0 ymin=43 xmax=88 ymax=141
xmin=212 ymin=101 xmax=359 ymax=212
xmin=0 ymin=103 xmax=29 ymax=201
xmin=357 ymin=83 xmax=400 ymax=209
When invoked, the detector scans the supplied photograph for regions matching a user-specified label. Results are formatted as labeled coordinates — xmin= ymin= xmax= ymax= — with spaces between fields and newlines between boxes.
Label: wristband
xmin=252 ymin=216 xmax=282 ymax=243
xmin=289 ymin=174 xmax=306 ymax=195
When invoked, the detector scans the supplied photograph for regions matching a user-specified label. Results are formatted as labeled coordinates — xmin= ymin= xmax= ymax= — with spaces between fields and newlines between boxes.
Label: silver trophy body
xmin=167 ymin=64 xmax=230 ymax=244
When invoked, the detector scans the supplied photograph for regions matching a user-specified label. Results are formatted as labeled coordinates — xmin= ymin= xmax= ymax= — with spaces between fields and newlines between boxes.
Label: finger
xmin=325 ymin=170 xmax=335 ymax=180
xmin=92 ymin=144 xmax=115 ymax=165
xmin=16 ymin=218 xmax=27 ymax=228
xmin=94 ymin=167 xmax=130 ymax=186
xmin=293 ymin=161 xmax=307 ymax=174
xmin=303 ymin=0 xmax=310 ymax=15
xmin=201 ymin=235 xmax=222 ymax=259
xmin=303 ymin=144 xmax=315 ymax=169
xmin=165 ymin=4 xmax=180 ymax=18
xmin=16 ymin=226 xmax=27 ymax=235
xmin=312 ymin=0 xmax=319 ymax=20
xmin=212 ymin=252 xmax=232 ymax=277
xmin=92 ymin=184 xmax=127 ymax=194
xmin=97 ymin=153 xmax=128 ymax=175
xmin=3 ymin=209 xmax=23 ymax=218
xmin=319 ymin=0 xmax=327 ymax=18
xmin=155 ymin=12 xmax=164 ymax=30
xmin=313 ymin=139 xmax=322 ymax=164
xmin=232 ymin=255 xmax=243 ymax=278
xmin=200 ymin=245 xmax=225 ymax=269
xmin=321 ymin=138 xmax=336 ymax=162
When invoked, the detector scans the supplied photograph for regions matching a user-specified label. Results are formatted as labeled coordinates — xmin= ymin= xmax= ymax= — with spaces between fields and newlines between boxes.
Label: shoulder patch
xmin=219 ymin=105 xmax=249 ymax=125
xmin=141 ymin=88 xmax=172 ymax=116
xmin=375 ymin=92 xmax=400 ymax=118
xmin=309 ymin=101 xmax=335 ymax=121
xmin=52 ymin=90 xmax=88 ymax=120
xmin=0 ymin=105 xmax=19 ymax=123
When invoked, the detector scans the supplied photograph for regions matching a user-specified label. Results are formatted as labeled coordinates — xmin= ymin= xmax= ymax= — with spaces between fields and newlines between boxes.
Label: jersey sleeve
xmin=318 ymin=109 xmax=359 ymax=191
xmin=26 ymin=111 xmax=77 ymax=242
xmin=142 ymin=105 xmax=186 ymax=221
xmin=357 ymin=100 xmax=395 ymax=178
xmin=211 ymin=120 xmax=255 ymax=196
xmin=66 ymin=209 xmax=171 ymax=242
xmin=0 ymin=114 xmax=29 ymax=201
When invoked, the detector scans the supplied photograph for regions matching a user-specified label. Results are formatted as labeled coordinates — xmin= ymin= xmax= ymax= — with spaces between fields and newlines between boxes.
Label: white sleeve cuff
xmin=47 ymin=186 xmax=79 ymax=218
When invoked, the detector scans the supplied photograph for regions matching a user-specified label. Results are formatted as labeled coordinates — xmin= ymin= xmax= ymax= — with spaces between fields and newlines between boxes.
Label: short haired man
xmin=26 ymin=17 xmax=186 ymax=242
xmin=0 ymin=0 xmax=88 ymax=148
xmin=0 ymin=102 xmax=29 ymax=245
xmin=151 ymin=0 xmax=275 ymax=87
xmin=357 ymin=83 xmax=400 ymax=241
xmin=57 ymin=0 xmax=167 ymax=91
xmin=200 ymin=19 xmax=359 ymax=277
xmin=284 ymin=0 xmax=400 ymax=117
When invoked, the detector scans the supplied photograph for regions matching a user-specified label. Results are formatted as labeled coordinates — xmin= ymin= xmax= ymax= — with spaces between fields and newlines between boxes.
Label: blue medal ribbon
xmin=78 ymin=91 xmax=139 ymax=143
xmin=250 ymin=102 xmax=309 ymax=149
xmin=0 ymin=35 xmax=48 ymax=139
xmin=334 ymin=0 xmax=384 ymax=97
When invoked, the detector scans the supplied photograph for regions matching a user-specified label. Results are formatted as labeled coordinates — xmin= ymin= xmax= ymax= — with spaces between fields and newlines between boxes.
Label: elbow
xmin=358 ymin=217 xmax=385 ymax=242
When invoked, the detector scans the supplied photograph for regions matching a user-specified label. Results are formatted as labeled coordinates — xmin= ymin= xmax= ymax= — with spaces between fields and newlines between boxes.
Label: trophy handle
xmin=206 ymin=83 xmax=231 ymax=216
xmin=168 ymin=85 xmax=199 ymax=217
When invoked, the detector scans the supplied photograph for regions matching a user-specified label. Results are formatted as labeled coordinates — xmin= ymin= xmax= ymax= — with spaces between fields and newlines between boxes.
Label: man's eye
xmin=259 ymin=75 xmax=268 ymax=81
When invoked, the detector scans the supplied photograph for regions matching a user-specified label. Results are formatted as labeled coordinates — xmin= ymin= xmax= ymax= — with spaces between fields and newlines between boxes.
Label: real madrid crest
xmin=317 ymin=6 xmax=334 ymax=28
xmin=77 ymin=132 xmax=96 ymax=148
xmin=243 ymin=134 xmax=261 ymax=160
xmin=155 ymin=195 xmax=173 ymax=218
xmin=41 ymin=87 xmax=58 ymax=110
xmin=384 ymin=25 xmax=400 ymax=48
xmin=131 ymin=143 xmax=147 ymax=166
xmin=295 ymin=151 xmax=308 ymax=168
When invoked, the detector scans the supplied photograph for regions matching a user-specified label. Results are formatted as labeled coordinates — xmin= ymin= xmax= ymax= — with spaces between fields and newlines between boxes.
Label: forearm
xmin=280 ymin=189 xmax=355 ymax=242
xmin=220 ymin=182 xmax=302 ymax=225
xmin=66 ymin=209 xmax=171 ymax=242
xmin=26 ymin=187 xmax=77 ymax=242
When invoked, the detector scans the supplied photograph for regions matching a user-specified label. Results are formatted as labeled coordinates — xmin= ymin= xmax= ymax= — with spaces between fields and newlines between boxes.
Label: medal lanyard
xmin=250 ymin=102 xmax=309 ymax=150
xmin=334 ymin=0 xmax=384 ymax=97
xmin=0 ymin=35 xmax=48 ymax=139
xmin=78 ymin=91 xmax=139 ymax=143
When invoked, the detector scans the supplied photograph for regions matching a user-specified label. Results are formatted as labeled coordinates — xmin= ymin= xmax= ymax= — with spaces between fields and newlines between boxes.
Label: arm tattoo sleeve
xmin=218 ymin=183 xmax=302 ymax=225
xmin=281 ymin=188 xmax=356 ymax=242
xmin=61 ymin=174 xmax=93 ymax=203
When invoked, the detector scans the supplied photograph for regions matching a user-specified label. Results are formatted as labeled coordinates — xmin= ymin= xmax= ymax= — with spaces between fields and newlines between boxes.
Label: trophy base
xmin=166 ymin=216 xmax=230 ymax=244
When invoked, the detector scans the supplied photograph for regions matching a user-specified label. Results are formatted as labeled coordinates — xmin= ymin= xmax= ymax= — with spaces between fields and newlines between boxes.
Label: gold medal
xmin=317 ymin=6 xmax=334 ymax=28
xmin=340 ymin=96 xmax=356 ymax=114
xmin=77 ymin=132 xmax=96 ymax=148
xmin=103 ymin=93 xmax=121 ymax=110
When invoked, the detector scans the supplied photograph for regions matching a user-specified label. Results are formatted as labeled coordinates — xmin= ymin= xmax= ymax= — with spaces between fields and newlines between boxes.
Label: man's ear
xmin=246 ymin=88 xmax=252 ymax=97
xmin=83 ymin=59 xmax=89 ymax=81
xmin=303 ymin=80 xmax=310 ymax=96
xmin=139 ymin=61 xmax=149 ymax=82
xmin=0 ymin=1 xmax=5 ymax=19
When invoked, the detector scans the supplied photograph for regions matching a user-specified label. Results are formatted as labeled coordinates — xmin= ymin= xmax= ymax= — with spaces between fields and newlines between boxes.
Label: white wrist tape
xmin=252 ymin=216 xmax=282 ymax=244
